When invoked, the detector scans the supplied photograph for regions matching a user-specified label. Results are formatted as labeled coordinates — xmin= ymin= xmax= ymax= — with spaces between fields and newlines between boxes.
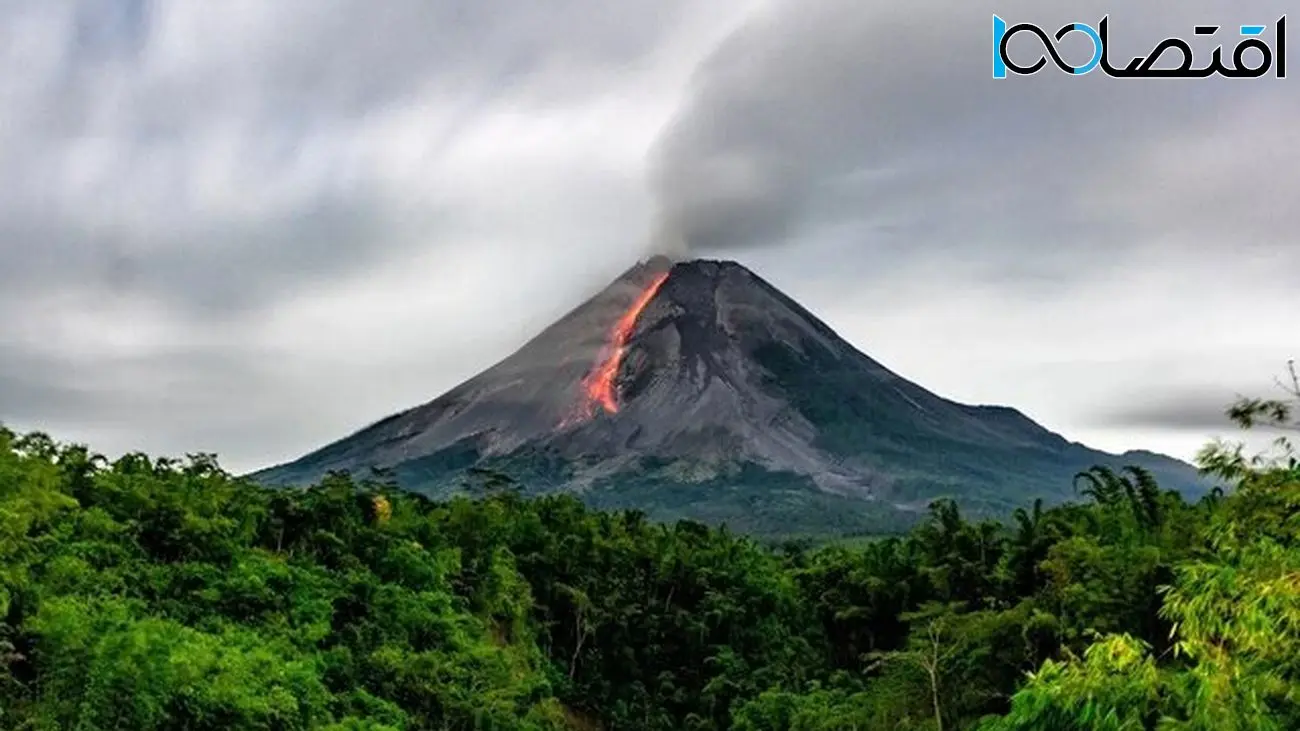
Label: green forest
xmin=1 ymin=387 xmax=1297 ymax=730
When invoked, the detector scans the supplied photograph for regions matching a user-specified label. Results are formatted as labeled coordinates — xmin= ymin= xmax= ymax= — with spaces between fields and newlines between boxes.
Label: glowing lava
xmin=579 ymin=272 xmax=670 ymax=416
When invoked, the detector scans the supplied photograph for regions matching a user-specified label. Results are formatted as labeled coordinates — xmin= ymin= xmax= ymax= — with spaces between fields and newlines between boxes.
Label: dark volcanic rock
xmin=250 ymin=257 xmax=1210 ymax=534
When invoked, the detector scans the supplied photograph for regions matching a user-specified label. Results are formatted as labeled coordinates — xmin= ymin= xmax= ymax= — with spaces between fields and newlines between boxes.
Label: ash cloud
xmin=648 ymin=0 xmax=1299 ymax=272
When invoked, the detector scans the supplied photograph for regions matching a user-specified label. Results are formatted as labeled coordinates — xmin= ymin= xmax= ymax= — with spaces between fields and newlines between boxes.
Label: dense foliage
xmin=1 ymin=372 xmax=1297 ymax=729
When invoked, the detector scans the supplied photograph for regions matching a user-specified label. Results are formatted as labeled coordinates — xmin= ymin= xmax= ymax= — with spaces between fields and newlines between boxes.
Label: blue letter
xmin=993 ymin=15 xmax=1007 ymax=78
xmin=1071 ymin=22 xmax=1103 ymax=74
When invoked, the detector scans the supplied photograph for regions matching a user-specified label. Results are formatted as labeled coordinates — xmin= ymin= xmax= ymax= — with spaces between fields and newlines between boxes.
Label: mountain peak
xmin=619 ymin=256 xmax=751 ymax=288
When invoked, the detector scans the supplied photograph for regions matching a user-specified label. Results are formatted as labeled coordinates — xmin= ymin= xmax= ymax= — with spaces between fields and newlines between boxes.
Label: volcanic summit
xmin=252 ymin=257 xmax=1205 ymax=535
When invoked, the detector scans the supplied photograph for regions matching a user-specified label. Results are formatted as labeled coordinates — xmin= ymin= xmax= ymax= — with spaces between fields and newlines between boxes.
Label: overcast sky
xmin=1 ymin=0 xmax=1295 ymax=473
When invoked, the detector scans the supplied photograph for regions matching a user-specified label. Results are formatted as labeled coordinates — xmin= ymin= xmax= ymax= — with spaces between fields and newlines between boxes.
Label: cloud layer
xmin=1 ymin=0 xmax=1295 ymax=472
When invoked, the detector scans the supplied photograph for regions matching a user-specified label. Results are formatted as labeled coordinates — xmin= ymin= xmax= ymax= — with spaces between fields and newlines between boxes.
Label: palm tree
xmin=1122 ymin=465 xmax=1162 ymax=528
xmin=1009 ymin=499 xmax=1050 ymax=594
xmin=1074 ymin=464 xmax=1164 ymax=530
xmin=1073 ymin=466 xmax=1124 ymax=506
xmin=1012 ymin=499 xmax=1043 ymax=542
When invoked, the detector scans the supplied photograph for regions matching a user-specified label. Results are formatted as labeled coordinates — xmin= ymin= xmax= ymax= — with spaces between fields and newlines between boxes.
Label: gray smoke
xmin=646 ymin=0 xmax=1297 ymax=267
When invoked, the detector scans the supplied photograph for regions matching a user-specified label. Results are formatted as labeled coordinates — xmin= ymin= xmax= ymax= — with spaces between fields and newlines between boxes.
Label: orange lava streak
xmin=581 ymin=272 xmax=669 ymax=415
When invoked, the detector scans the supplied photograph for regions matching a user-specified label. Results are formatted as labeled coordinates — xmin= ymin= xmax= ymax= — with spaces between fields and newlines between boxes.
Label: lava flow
xmin=578 ymin=272 xmax=670 ymax=416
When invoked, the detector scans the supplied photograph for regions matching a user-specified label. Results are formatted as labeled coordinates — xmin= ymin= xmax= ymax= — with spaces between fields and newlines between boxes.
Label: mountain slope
xmin=251 ymin=257 xmax=1208 ymax=534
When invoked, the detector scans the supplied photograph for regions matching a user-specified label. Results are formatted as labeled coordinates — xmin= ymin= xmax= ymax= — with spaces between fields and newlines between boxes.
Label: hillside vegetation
xmin=1 ymin=381 xmax=1298 ymax=729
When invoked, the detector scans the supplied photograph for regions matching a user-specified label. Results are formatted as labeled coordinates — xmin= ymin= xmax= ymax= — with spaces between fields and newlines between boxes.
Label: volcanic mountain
xmin=252 ymin=257 xmax=1207 ymax=536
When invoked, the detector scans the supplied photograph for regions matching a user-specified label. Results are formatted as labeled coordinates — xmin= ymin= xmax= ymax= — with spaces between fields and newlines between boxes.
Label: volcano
xmin=251 ymin=257 xmax=1207 ymax=536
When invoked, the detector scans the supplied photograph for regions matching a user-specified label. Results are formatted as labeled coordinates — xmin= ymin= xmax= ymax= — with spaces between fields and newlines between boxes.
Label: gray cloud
xmin=0 ymin=0 xmax=702 ymax=319
xmin=1097 ymin=368 xmax=1299 ymax=432
xmin=1100 ymin=390 xmax=1255 ymax=431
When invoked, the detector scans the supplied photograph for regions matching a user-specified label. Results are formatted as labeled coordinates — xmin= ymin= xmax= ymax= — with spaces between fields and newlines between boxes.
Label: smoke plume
xmin=644 ymin=0 xmax=1297 ymax=272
